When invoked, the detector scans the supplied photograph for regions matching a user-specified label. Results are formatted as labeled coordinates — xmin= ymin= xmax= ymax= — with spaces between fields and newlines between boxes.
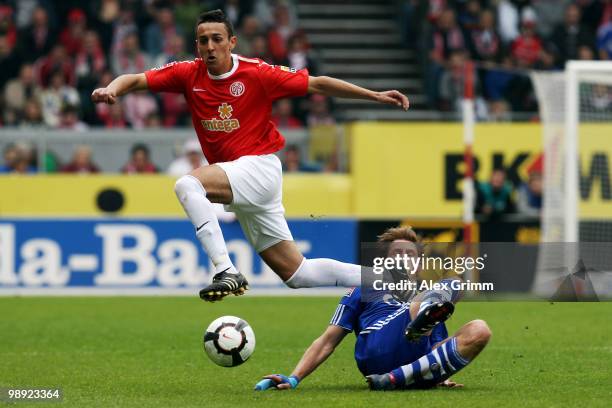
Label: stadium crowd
xmin=1 ymin=0 xmax=610 ymax=178
xmin=0 ymin=0 xmax=330 ymax=130
xmin=404 ymin=0 xmax=612 ymax=119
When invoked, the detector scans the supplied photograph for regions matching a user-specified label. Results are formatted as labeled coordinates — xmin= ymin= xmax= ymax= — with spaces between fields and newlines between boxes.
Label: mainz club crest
xmin=230 ymin=81 xmax=245 ymax=96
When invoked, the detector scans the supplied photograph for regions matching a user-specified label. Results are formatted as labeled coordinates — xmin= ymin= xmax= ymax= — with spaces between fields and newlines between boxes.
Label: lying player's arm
xmin=91 ymin=73 xmax=148 ymax=105
xmin=255 ymin=325 xmax=348 ymax=390
xmin=307 ymin=76 xmax=409 ymax=110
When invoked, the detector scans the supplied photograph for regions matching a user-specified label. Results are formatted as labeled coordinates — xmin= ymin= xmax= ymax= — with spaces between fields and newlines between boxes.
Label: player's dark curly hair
xmin=197 ymin=9 xmax=234 ymax=38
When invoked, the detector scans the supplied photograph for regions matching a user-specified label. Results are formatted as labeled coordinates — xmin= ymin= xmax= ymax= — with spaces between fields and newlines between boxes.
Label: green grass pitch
xmin=0 ymin=297 xmax=610 ymax=407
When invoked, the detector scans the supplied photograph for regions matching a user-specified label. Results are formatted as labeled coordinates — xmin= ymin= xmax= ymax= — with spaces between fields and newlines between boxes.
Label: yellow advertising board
xmin=0 ymin=123 xmax=610 ymax=218
xmin=350 ymin=122 xmax=612 ymax=219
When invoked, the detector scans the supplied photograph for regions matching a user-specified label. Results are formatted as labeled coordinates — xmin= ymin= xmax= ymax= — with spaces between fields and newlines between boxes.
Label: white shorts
xmin=215 ymin=154 xmax=292 ymax=252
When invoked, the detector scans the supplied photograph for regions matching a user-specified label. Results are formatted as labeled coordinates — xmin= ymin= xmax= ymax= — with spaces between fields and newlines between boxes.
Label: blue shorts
xmin=354 ymin=311 xmax=434 ymax=376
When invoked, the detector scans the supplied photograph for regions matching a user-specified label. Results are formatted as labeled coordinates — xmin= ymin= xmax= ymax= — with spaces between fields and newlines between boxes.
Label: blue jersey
xmin=330 ymin=287 xmax=448 ymax=376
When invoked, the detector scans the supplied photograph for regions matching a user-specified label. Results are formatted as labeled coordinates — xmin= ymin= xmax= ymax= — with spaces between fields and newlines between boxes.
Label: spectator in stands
xmin=60 ymin=145 xmax=100 ymax=173
xmin=75 ymin=31 xmax=107 ymax=92
xmin=36 ymin=44 xmax=75 ymax=88
xmin=578 ymin=44 xmax=595 ymax=60
xmin=271 ymin=99 xmax=302 ymax=129
xmin=154 ymin=33 xmax=190 ymax=67
xmin=517 ymin=170 xmax=542 ymax=216
xmin=94 ymin=70 xmax=115 ymax=125
xmin=19 ymin=98 xmax=44 ymax=128
xmin=496 ymin=0 xmax=535 ymax=44
xmin=92 ymin=0 xmax=121 ymax=53
xmin=59 ymin=105 xmax=88 ymax=132
xmin=438 ymin=50 xmax=480 ymax=112
xmin=550 ymin=4 xmax=595 ymax=65
xmin=307 ymin=94 xmax=336 ymax=127
xmin=583 ymin=84 xmax=612 ymax=113
xmin=121 ymin=143 xmax=158 ymax=174
xmin=110 ymin=9 xmax=138 ymax=56
xmin=75 ymin=30 xmax=108 ymax=124
xmin=457 ymin=0 xmax=482 ymax=32
xmin=597 ymin=17 xmax=612 ymax=59
xmin=153 ymin=34 xmax=190 ymax=127
xmin=429 ymin=8 xmax=466 ymax=63
xmin=103 ymin=102 xmax=131 ymax=128
xmin=488 ymin=99 xmax=512 ymax=122
xmin=123 ymin=90 xmax=158 ymax=130
xmin=111 ymin=29 xmax=150 ymax=76
xmin=0 ymin=144 xmax=18 ymax=172
xmin=234 ymin=15 xmax=262 ymax=57
xmin=144 ymin=6 xmax=183 ymax=59
xmin=222 ymin=0 xmax=253 ymax=29
xmin=0 ymin=5 xmax=17 ymax=48
xmin=468 ymin=8 xmax=502 ymax=64
xmin=0 ymin=143 xmax=36 ymax=174
xmin=267 ymin=3 xmax=297 ymax=63
xmin=250 ymin=34 xmax=273 ymax=61
xmin=426 ymin=0 xmax=447 ymax=24
xmin=17 ymin=6 xmax=55 ymax=63
xmin=511 ymin=12 xmax=543 ymax=68
xmin=40 ymin=69 xmax=80 ymax=128
xmin=3 ymin=64 xmax=41 ymax=123
xmin=484 ymin=55 xmax=514 ymax=102
xmin=0 ymin=34 xmax=20 ymax=90
xmin=144 ymin=112 xmax=162 ymax=128
xmin=167 ymin=138 xmax=206 ymax=177
xmin=282 ymin=145 xmax=321 ymax=173
xmin=426 ymin=8 xmax=466 ymax=107
xmin=476 ymin=167 xmax=516 ymax=218
xmin=59 ymin=8 xmax=87 ymax=55
xmin=531 ymin=0 xmax=572 ymax=39
xmin=284 ymin=32 xmax=318 ymax=75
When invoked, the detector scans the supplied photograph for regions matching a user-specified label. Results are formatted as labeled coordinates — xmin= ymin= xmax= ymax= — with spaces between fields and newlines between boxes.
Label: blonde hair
xmin=377 ymin=226 xmax=419 ymax=243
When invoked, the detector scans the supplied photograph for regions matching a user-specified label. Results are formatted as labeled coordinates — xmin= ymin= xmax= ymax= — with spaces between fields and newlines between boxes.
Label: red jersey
xmin=145 ymin=54 xmax=309 ymax=164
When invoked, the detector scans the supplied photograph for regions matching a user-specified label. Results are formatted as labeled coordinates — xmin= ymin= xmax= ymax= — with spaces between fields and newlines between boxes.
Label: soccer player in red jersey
xmin=92 ymin=10 xmax=409 ymax=302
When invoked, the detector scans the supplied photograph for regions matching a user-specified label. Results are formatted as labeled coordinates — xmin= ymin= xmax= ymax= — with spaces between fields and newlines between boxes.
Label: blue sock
xmin=390 ymin=337 xmax=470 ymax=388
xmin=417 ymin=278 xmax=461 ymax=315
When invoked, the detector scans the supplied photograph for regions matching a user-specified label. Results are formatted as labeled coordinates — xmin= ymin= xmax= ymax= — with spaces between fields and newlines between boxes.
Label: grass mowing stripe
xmin=0 ymin=298 xmax=610 ymax=407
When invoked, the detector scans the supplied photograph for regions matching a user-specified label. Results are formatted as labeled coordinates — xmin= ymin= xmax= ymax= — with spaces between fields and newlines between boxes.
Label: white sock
xmin=174 ymin=175 xmax=237 ymax=274
xmin=285 ymin=258 xmax=361 ymax=288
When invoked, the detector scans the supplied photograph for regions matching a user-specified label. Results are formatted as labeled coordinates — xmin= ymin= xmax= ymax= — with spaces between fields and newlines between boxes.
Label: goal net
xmin=531 ymin=61 xmax=612 ymax=299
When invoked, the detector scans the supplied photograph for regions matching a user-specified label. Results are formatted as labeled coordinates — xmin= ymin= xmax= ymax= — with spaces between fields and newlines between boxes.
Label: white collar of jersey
xmin=207 ymin=54 xmax=239 ymax=80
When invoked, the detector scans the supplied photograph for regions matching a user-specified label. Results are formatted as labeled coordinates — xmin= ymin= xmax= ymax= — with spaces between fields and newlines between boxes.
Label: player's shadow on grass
xmin=308 ymin=384 xmax=366 ymax=392
xmin=310 ymin=384 xmax=473 ymax=393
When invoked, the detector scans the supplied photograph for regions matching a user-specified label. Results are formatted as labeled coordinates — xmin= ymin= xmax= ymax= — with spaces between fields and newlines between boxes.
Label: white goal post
xmin=532 ymin=60 xmax=612 ymax=243
xmin=531 ymin=61 xmax=612 ymax=299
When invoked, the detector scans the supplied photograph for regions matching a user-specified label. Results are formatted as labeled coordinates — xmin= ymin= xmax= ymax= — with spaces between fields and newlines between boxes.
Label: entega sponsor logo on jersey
xmin=201 ymin=103 xmax=240 ymax=132
xmin=278 ymin=65 xmax=296 ymax=73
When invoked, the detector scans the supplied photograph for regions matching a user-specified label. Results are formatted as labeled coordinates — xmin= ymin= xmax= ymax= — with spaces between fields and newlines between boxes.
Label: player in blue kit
xmin=254 ymin=227 xmax=492 ymax=391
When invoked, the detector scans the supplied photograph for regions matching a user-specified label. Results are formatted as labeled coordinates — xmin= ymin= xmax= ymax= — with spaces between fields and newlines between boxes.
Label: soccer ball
xmin=203 ymin=316 xmax=255 ymax=367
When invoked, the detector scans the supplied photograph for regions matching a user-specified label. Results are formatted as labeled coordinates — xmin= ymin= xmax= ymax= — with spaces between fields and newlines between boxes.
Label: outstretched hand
xmin=91 ymin=87 xmax=118 ymax=105
xmin=438 ymin=379 xmax=464 ymax=388
xmin=254 ymin=374 xmax=300 ymax=391
xmin=375 ymin=90 xmax=409 ymax=111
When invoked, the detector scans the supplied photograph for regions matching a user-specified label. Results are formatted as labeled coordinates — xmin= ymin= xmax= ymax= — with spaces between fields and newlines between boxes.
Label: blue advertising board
xmin=0 ymin=219 xmax=357 ymax=293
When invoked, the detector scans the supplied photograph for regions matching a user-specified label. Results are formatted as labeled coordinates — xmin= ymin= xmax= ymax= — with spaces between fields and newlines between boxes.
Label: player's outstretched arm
xmin=255 ymin=325 xmax=348 ymax=391
xmin=308 ymin=76 xmax=409 ymax=111
xmin=91 ymin=73 xmax=148 ymax=105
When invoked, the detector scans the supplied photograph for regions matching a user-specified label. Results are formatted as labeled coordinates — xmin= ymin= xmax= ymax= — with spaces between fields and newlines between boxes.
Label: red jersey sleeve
xmin=145 ymin=60 xmax=195 ymax=93
xmin=257 ymin=63 xmax=309 ymax=101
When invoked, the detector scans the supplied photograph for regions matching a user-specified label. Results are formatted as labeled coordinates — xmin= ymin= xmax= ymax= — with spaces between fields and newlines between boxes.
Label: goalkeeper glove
xmin=254 ymin=374 xmax=300 ymax=391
